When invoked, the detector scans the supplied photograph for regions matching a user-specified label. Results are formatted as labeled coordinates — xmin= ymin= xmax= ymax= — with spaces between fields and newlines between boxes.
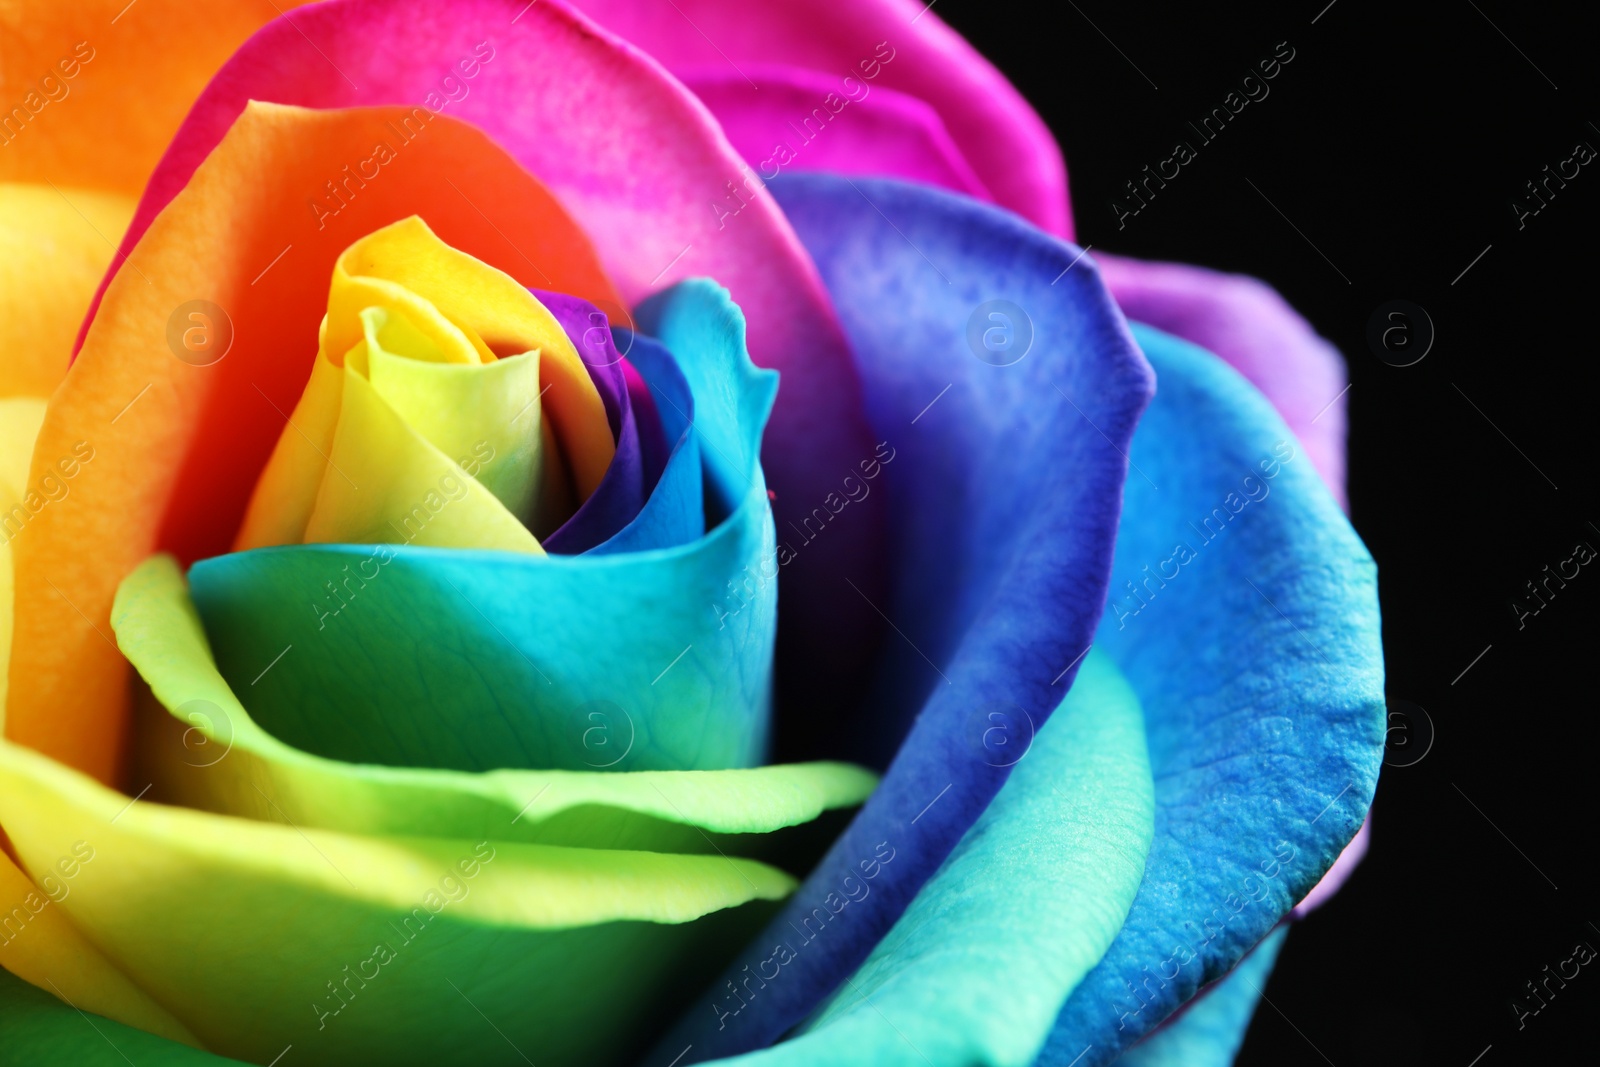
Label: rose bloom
xmin=0 ymin=2 xmax=1383 ymax=1066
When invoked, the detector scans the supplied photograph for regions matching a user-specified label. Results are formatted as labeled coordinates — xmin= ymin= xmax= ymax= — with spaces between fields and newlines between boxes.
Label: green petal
xmin=113 ymin=554 xmax=875 ymax=854
xmin=0 ymin=968 xmax=246 ymax=1066
xmin=0 ymin=738 xmax=792 ymax=1066
xmin=0 ymin=966 xmax=246 ymax=1067
xmin=706 ymin=650 xmax=1155 ymax=1067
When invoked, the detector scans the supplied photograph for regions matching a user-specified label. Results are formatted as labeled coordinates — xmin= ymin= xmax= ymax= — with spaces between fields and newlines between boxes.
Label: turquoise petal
xmin=1111 ymin=928 xmax=1287 ymax=1067
xmin=188 ymin=281 xmax=779 ymax=773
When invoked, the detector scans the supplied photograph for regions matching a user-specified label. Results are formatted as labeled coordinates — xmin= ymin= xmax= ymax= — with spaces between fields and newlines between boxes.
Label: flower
xmin=0 ymin=1 xmax=1384 ymax=1066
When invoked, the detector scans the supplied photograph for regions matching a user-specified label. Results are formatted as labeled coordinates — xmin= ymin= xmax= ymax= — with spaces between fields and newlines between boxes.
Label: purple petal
xmin=1098 ymin=252 xmax=1349 ymax=507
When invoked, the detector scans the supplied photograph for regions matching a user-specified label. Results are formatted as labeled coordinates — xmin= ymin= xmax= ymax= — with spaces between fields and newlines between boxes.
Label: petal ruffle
xmin=570 ymin=0 xmax=1069 ymax=235
xmin=650 ymin=174 xmax=1152 ymax=1061
xmin=1036 ymin=323 xmax=1383 ymax=1065
xmin=8 ymin=101 xmax=621 ymax=782
xmin=1097 ymin=253 xmax=1349 ymax=506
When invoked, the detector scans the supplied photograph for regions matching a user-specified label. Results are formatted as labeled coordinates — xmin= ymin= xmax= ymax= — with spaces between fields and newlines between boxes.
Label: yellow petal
xmin=0 ymin=847 xmax=200 ymax=1047
xmin=327 ymin=217 xmax=612 ymax=499
xmin=0 ymin=395 xmax=47 ymax=727
xmin=363 ymin=311 xmax=545 ymax=527
xmin=0 ymin=183 xmax=134 ymax=397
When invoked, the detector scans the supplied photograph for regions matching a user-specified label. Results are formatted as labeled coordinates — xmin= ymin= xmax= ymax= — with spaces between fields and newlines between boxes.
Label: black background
xmin=939 ymin=0 xmax=1597 ymax=1063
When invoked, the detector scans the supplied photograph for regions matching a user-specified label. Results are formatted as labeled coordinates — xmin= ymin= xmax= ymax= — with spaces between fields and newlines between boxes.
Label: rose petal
xmin=7 ymin=101 xmax=621 ymax=782
xmin=1036 ymin=323 xmax=1383 ymax=1064
xmin=650 ymin=174 xmax=1153 ymax=1061
xmin=694 ymin=650 xmax=1154 ymax=1067
xmin=0 ymin=848 xmax=199 ymax=1049
xmin=1110 ymin=928 xmax=1288 ymax=1067
xmin=0 ymin=183 xmax=133 ymax=397
xmin=677 ymin=65 xmax=991 ymax=201
xmin=234 ymin=216 xmax=614 ymax=552
xmin=570 ymin=0 xmax=1069 ymax=235
xmin=0 ymin=967 xmax=236 ymax=1066
xmin=1095 ymin=256 xmax=1366 ymax=917
xmin=0 ymin=737 xmax=792 ymax=1065
xmin=588 ymin=332 xmax=706 ymax=554
xmin=540 ymin=292 xmax=648 ymax=554
xmin=0 ymin=396 xmax=48 ymax=722
xmin=186 ymin=282 xmax=778 ymax=774
xmin=1097 ymin=253 xmax=1349 ymax=507
xmin=113 ymin=553 xmax=874 ymax=852
xmin=82 ymin=0 xmax=886 ymax=750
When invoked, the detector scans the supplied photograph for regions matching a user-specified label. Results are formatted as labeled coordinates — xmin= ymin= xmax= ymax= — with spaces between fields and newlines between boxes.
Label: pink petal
xmin=1097 ymin=252 xmax=1349 ymax=508
xmin=569 ymin=0 xmax=1070 ymax=236
xmin=679 ymin=64 xmax=991 ymax=201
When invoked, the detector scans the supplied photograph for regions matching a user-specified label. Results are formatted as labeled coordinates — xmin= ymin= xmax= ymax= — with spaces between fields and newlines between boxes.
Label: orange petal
xmin=6 ymin=101 xmax=621 ymax=783
xmin=0 ymin=1 xmax=310 ymax=194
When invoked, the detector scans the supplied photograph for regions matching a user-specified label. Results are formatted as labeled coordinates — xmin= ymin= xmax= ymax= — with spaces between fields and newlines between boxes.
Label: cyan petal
xmin=188 ymin=282 xmax=777 ymax=773
xmin=697 ymin=650 xmax=1154 ymax=1067
xmin=1037 ymin=324 xmax=1383 ymax=1064
xmin=1111 ymin=928 xmax=1287 ymax=1067
xmin=652 ymin=174 xmax=1154 ymax=1062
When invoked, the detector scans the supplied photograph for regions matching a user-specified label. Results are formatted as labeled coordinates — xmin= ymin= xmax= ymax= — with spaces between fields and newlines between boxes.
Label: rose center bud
xmin=233 ymin=216 xmax=617 ymax=554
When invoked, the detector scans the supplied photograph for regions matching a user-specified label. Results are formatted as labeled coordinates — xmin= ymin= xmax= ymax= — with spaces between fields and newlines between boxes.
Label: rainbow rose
xmin=0 ymin=2 xmax=1383 ymax=1065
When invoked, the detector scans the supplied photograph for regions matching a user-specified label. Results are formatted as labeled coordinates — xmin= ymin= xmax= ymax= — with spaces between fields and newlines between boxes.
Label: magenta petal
xmin=1098 ymin=252 xmax=1349 ymax=507
xmin=86 ymin=0 xmax=886 ymax=686
xmin=679 ymin=64 xmax=992 ymax=202
xmin=570 ymin=0 xmax=1070 ymax=237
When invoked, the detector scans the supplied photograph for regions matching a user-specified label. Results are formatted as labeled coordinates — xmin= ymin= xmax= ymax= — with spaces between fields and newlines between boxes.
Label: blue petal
xmin=652 ymin=175 xmax=1154 ymax=1061
xmin=1037 ymin=324 xmax=1383 ymax=1064
xmin=590 ymin=331 xmax=704 ymax=555
xmin=695 ymin=650 xmax=1155 ymax=1067
xmin=1111 ymin=927 xmax=1287 ymax=1067
xmin=188 ymin=282 xmax=777 ymax=774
